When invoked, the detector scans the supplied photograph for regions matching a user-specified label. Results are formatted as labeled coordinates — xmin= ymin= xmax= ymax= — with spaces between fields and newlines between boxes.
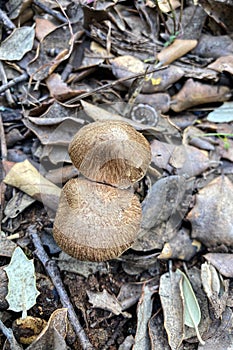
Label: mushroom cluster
xmin=53 ymin=120 xmax=151 ymax=261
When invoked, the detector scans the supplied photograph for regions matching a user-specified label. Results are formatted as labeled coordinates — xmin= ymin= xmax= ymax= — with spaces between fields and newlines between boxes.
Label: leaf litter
xmin=1 ymin=0 xmax=233 ymax=349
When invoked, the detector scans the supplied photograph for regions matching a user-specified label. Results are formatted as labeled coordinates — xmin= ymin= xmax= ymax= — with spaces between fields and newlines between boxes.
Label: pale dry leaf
xmin=87 ymin=289 xmax=131 ymax=318
xmin=159 ymin=270 xmax=184 ymax=350
xmin=0 ymin=26 xmax=35 ymax=61
xmin=207 ymin=101 xmax=233 ymax=123
xmin=133 ymin=284 xmax=154 ymax=350
xmin=3 ymin=159 xmax=61 ymax=212
xmin=4 ymin=247 xmax=40 ymax=319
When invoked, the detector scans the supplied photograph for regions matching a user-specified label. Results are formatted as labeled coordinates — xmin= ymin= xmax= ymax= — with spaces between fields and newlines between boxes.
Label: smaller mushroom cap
xmin=68 ymin=121 xmax=151 ymax=188
xmin=53 ymin=178 xmax=142 ymax=261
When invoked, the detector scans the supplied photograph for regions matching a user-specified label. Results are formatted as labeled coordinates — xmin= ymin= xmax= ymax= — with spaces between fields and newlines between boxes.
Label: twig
xmin=64 ymin=64 xmax=165 ymax=106
xmin=0 ymin=113 xmax=7 ymax=228
xmin=0 ymin=72 xmax=29 ymax=94
xmin=33 ymin=0 xmax=68 ymax=23
xmin=0 ymin=319 xmax=23 ymax=350
xmin=28 ymin=225 xmax=95 ymax=350
xmin=0 ymin=8 xmax=16 ymax=31
xmin=0 ymin=62 xmax=15 ymax=106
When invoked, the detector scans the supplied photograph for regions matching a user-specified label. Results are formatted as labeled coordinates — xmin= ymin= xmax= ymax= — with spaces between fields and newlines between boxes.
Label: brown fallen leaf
xmin=3 ymin=159 xmax=61 ymax=212
xmin=35 ymin=18 xmax=57 ymax=42
xmin=157 ymin=39 xmax=198 ymax=65
xmin=26 ymin=308 xmax=67 ymax=350
xmin=46 ymin=73 xmax=86 ymax=101
xmin=171 ymin=78 xmax=230 ymax=112
xmin=208 ymin=55 xmax=233 ymax=75
xmin=187 ymin=176 xmax=233 ymax=248
xmin=204 ymin=253 xmax=233 ymax=278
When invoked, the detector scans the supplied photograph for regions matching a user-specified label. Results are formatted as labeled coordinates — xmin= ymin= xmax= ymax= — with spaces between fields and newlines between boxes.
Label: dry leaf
xmin=207 ymin=101 xmax=233 ymax=123
xmin=46 ymin=73 xmax=86 ymax=101
xmin=35 ymin=17 xmax=57 ymax=42
xmin=4 ymin=247 xmax=40 ymax=319
xmin=187 ymin=176 xmax=233 ymax=248
xmin=157 ymin=39 xmax=197 ymax=65
xmin=3 ymin=159 xmax=61 ymax=212
xmin=171 ymin=79 xmax=230 ymax=112
xmin=193 ymin=34 xmax=233 ymax=59
xmin=201 ymin=262 xmax=229 ymax=319
xmin=208 ymin=55 xmax=233 ymax=75
xmin=0 ymin=26 xmax=35 ymax=61
xmin=204 ymin=253 xmax=233 ymax=278
xmin=158 ymin=0 xmax=180 ymax=12
xmin=159 ymin=271 xmax=184 ymax=350
xmin=26 ymin=308 xmax=68 ymax=350
xmin=133 ymin=284 xmax=154 ymax=350
xmin=87 ymin=289 xmax=131 ymax=318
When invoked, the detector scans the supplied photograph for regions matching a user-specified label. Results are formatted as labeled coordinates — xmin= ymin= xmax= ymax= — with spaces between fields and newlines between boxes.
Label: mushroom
xmin=54 ymin=120 xmax=151 ymax=261
xmin=53 ymin=178 xmax=141 ymax=261
xmin=68 ymin=120 xmax=151 ymax=188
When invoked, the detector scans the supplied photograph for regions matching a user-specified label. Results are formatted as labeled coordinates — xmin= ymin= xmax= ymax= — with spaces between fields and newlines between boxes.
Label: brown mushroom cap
xmin=68 ymin=121 xmax=151 ymax=188
xmin=53 ymin=178 xmax=142 ymax=261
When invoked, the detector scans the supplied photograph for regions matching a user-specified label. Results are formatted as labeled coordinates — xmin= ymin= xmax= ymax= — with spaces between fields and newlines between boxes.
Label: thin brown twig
xmin=64 ymin=63 xmax=166 ymax=106
xmin=28 ymin=225 xmax=95 ymax=350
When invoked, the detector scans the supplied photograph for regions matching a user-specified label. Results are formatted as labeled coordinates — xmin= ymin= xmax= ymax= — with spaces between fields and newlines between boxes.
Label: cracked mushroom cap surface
xmin=68 ymin=120 xmax=151 ymax=188
xmin=53 ymin=178 xmax=142 ymax=261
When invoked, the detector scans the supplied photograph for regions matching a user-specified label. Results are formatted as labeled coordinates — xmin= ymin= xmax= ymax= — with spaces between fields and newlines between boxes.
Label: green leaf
xmin=177 ymin=269 xmax=205 ymax=345
xmin=4 ymin=247 xmax=40 ymax=319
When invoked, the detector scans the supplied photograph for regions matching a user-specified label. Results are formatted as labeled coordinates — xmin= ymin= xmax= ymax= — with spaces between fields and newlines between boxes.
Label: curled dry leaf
xmin=157 ymin=39 xmax=198 ymax=65
xmin=187 ymin=176 xmax=233 ymax=248
xmin=3 ymin=159 xmax=61 ymax=212
xmin=26 ymin=308 xmax=68 ymax=350
xmin=171 ymin=78 xmax=231 ymax=112
xmin=159 ymin=271 xmax=184 ymax=350
xmin=201 ymin=262 xmax=229 ymax=319
xmin=133 ymin=285 xmax=154 ymax=350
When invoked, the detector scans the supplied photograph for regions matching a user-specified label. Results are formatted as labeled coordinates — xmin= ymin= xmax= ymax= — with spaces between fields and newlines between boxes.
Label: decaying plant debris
xmin=1 ymin=1 xmax=233 ymax=349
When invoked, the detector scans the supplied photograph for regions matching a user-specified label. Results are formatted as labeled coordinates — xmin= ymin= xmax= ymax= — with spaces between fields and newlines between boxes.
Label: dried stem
xmin=28 ymin=225 xmax=95 ymax=350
